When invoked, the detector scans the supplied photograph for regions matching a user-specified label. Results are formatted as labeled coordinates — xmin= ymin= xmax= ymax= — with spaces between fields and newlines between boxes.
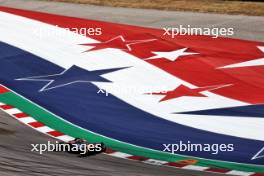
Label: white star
xmin=144 ymin=48 xmax=198 ymax=61
xmin=251 ymin=146 xmax=264 ymax=160
xmin=219 ymin=46 xmax=264 ymax=69
xmin=81 ymin=35 xmax=157 ymax=52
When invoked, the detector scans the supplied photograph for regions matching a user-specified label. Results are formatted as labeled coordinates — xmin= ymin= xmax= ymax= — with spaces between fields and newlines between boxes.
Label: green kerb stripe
xmin=0 ymin=92 xmax=263 ymax=173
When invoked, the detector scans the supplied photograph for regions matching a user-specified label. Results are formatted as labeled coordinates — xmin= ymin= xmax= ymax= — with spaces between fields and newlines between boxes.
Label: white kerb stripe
xmin=108 ymin=152 xmax=132 ymax=158
xmin=18 ymin=117 xmax=36 ymax=124
xmin=5 ymin=108 xmax=22 ymax=115
xmin=226 ymin=171 xmax=255 ymax=176
xmin=56 ymin=135 xmax=75 ymax=142
xmin=36 ymin=126 xmax=54 ymax=133
xmin=143 ymin=159 xmax=168 ymax=165
xmin=182 ymin=165 xmax=208 ymax=171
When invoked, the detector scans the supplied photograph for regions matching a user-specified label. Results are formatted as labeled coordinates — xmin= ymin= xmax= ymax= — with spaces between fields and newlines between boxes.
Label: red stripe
xmin=0 ymin=86 xmax=10 ymax=94
xmin=205 ymin=168 xmax=231 ymax=173
xmin=28 ymin=121 xmax=45 ymax=128
xmin=1 ymin=7 xmax=263 ymax=170
xmin=1 ymin=6 xmax=264 ymax=104
xmin=0 ymin=105 xmax=14 ymax=110
xmin=1 ymin=6 xmax=264 ymax=105
xmin=104 ymin=148 xmax=116 ymax=154
xmin=47 ymin=131 xmax=64 ymax=137
xmin=127 ymin=156 xmax=149 ymax=161
xmin=14 ymin=112 xmax=29 ymax=118
xmin=165 ymin=162 xmax=188 ymax=168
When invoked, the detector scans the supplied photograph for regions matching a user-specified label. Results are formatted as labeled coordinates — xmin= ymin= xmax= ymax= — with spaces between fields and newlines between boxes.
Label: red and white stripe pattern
xmin=0 ymin=85 xmax=263 ymax=176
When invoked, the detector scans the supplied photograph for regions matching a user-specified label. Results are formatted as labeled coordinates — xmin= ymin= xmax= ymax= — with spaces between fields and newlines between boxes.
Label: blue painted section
xmin=179 ymin=104 xmax=264 ymax=118
xmin=17 ymin=65 xmax=127 ymax=91
xmin=0 ymin=42 xmax=263 ymax=164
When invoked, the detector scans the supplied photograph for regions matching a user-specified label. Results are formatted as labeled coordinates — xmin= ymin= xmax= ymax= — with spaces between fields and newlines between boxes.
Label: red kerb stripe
xmin=47 ymin=131 xmax=64 ymax=137
xmin=14 ymin=112 xmax=29 ymax=118
xmin=205 ymin=168 xmax=231 ymax=173
xmin=0 ymin=86 xmax=10 ymax=94
xmin=165 ymin=162 xmax=189 ymax=168
xmin=104 ymin=148 xmax=116 ymax=154
xmin=0 ymin=105 xmax=14 ymax=110
xmin=28 ymin=121 xmax=45 ymax=128
xmin=127 ymin=156 xmax=149 ymax=161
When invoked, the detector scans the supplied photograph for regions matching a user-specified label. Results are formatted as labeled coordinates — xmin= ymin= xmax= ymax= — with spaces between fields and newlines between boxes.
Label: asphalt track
xmin=0 ymin=110 xmax=225 ymax=176
xmin=0 ymin=0 xmax=264 ymax=42
xmin=0 ymin=0 xmax=263 ymax=176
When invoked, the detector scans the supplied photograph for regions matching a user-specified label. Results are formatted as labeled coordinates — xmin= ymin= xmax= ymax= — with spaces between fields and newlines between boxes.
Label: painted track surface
xmin=0 ymin=0 xmax=262 ymax=175
xmin=0 ymin=110 xmax=225 ymax=176
xmin=0 ymin=0 xmax=263 ymax=42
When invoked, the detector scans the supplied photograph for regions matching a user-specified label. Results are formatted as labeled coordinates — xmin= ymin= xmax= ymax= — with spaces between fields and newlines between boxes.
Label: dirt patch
xmin=42 ymin=0 xmax=264 ymax=16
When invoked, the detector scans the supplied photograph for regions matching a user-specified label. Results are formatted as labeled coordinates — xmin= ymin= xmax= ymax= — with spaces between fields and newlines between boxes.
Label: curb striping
xmin=0 ymin=86 xmax=263 ymax=176
xmin=183 ymin=165 xmax=209 ymax=171
xmin=227 ymin=171 xmax=255 ymax=176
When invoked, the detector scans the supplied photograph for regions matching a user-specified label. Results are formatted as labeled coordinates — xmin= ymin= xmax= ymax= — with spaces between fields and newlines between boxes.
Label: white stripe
xmin=36 ymin=126 xmax=54 ymax=133
xmin=108 ymin=152 xmax=132 ymax=158
xmin=219 ymin=46 xmax=264 ymax=69
xmin=182 ymin=165 xmax=208 ymax=171
xmin=220 ymin=58 xmax=264 ymax=69
xmin=5 ymin=108 xmax=22 ymax=115
xmin=0 ymin=102 xmax=5 ymax=106
xmin=18 ymin=117 xmax=36 ymax=124
xmin=226 ymin=170 xmax=255 ymax=176
xmin=56 ymin=135 xmax=75 ymax=142
xmin=1 ymin=11 xmax=263 ymax=141
xmin=143 ymin=159 xmax=168 ymax=165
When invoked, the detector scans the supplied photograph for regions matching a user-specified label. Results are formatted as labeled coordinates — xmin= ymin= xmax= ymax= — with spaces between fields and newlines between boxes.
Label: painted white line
xmin=252 ymin=146 xmax=264 ymax=160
